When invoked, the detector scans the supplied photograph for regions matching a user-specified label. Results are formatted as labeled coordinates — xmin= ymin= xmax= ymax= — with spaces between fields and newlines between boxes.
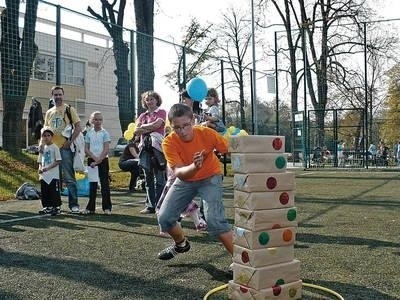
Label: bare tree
xmin=215 ymin=7 xmax=255 ymax=130
xmin=88 ymin=0 xmax=132 ymax=133
xmin=164 ymin=18 xmax=217 ymax=93
xmin=0 ymin=0 xmax=38 ymax=153
xmin=266 ymin=0 xmax=370 ymax=147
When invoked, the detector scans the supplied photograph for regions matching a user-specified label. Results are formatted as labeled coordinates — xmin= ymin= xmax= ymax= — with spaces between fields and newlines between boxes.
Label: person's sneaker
xmin=70 ymin=206 xmax=80 ymax=214
xmin=140 ymin=207 xmax=155 ymax=214
xmin=51 ymin=207 xmax=61 ymax=216
xmin=196 ymin=222 xmax=208 ymax=232
xmin=39 ymin=207 xmax=53 ymax=215
xmin=158 ymin=239 xmax=190 ymax=260
xmin=104 ymin=209 xmax=112 ymax=215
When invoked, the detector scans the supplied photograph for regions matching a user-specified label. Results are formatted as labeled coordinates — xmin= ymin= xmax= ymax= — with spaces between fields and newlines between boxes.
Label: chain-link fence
xmin=1 ymin=1 xmax=278 ymax=151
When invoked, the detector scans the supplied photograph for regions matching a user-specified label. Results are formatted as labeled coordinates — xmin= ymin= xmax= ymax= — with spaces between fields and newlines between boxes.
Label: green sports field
xmin=0 ymin=170 xmax=399 ymax=299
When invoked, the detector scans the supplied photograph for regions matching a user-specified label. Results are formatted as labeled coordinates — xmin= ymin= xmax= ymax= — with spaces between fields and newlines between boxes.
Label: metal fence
xmin=1 ymin=1 xmax=276 ymax=149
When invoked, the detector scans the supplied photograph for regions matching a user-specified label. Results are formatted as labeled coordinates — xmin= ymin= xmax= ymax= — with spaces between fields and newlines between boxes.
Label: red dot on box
xmin=279 ymin=192 xmax=289 ymax=205
xmin=272 ymin=138 xmax=283 ymax=150
xmin=266 ymin=177 xmax=277 ymax=189
xmin=273 ymin=285 xmax=282 ymax=296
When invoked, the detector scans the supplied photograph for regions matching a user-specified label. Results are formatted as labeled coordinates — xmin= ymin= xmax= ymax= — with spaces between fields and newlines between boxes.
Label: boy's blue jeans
xmin=60 ymin=148 xmax=78 ymax=209
xmin=157 ymin=174 xmax=231 ymax=237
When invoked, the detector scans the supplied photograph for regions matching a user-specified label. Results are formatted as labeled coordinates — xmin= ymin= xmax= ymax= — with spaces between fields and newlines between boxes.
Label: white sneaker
xmin=70 ymin=206 xmax=80 ymax=214
xmin=104 ymin=209 xmax=111 ymax=215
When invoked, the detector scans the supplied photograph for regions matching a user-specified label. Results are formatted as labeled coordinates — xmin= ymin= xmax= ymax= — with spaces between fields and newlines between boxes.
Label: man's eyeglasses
xmin=171 ymin=123 xmax=192 ymax=132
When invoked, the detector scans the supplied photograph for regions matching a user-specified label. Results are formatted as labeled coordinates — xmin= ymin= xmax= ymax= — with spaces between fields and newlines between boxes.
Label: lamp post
xmin=251 ymin=0 xmax=258 ymax=134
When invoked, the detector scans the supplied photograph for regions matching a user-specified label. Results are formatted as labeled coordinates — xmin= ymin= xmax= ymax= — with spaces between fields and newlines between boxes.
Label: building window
xmin=32 ymin=54 xmax=85 ymax=86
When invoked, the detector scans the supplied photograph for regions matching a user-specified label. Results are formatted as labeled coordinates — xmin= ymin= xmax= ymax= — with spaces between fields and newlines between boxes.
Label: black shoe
xmin=51 ymin=207 xmax=61 ymax=216
xmin=158 ymin=239 xmax=190 ymax=260
xmin=39 ymin=207 xmax=53 ymax=215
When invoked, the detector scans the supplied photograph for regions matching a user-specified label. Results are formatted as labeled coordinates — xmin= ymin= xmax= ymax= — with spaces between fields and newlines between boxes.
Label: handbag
xmin=65 ymin=105 xmax=86 ymax=172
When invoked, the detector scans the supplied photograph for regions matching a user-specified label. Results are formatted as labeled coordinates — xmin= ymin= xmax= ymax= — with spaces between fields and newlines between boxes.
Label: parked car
xmin=113 ymin=137 xmax=127 ymax=156
xmin=26 ymin=144 xmax=40 ymax=155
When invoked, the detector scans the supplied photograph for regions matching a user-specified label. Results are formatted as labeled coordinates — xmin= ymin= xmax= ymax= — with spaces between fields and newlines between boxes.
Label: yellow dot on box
xmin=268 ymin=248 xmax=277 ymax=255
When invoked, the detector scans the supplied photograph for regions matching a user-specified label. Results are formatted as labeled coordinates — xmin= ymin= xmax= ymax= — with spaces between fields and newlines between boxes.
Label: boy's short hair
xmin=168 ymin=103 xmax=193 ymax=122
xmin=41 ymin=126 xmax=54 ymax=136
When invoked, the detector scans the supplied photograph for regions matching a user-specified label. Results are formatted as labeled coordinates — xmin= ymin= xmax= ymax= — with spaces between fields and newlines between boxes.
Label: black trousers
xmin=40 ymin=179 xmax=61 ymax=208
xmin=86 ymin=157 xmax=112 ymax=211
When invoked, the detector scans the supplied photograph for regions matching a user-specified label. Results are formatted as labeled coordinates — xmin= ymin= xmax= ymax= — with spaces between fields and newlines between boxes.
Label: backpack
xmin=16 ymin=182 xmax=41 ymax=200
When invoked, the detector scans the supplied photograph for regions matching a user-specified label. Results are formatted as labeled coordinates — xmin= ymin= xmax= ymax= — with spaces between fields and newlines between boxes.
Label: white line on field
xmin=0 ymin=201 xmax=141 ymax=225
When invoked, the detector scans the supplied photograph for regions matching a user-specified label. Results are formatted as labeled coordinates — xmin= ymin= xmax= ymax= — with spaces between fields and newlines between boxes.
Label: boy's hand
xmin=193 ymin=150 xmax=205 ymax=169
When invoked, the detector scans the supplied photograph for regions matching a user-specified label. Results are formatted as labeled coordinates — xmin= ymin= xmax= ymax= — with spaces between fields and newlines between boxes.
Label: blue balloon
xmin=187 ymin=77 xmax=207 ymax=102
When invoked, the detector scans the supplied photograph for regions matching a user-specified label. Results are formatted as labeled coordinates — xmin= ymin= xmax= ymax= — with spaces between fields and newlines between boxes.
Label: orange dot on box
xmin=266 ymin=177 xmax=277 ymax=189
xmin=283 ymin=229 xmax=293 ymax=241
xmin=272 ymin=137 xmax=283 ymax=150
xmin=279 ymin=192 xmax=289 ymax=205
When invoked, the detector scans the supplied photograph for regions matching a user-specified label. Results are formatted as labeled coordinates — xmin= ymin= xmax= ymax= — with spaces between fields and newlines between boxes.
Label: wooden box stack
xmin=228 ymin=136 xmax=302 ymax=300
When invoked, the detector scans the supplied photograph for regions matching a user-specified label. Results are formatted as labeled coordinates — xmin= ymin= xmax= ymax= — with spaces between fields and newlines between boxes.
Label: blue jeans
xmin=144 ymin=166 xmax=166 ymax=210
xmin=157 ymin=175 xmax=231 ymax=237
xmin=60 ymin=148 xmax=78 ymax=209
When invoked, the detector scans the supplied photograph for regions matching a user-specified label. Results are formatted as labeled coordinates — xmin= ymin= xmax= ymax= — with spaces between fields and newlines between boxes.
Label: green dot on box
xmin=275 ymin=156 xmax=286 ymax=169
xmin=258 ymin=232 xmax=269 ymax=245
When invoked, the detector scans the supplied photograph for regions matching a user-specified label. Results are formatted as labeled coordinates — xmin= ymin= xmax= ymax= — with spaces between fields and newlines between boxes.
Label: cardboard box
xmin=228 ymin=279 xmax=302 ymax=300
xmin=233 ymin=244 xmax=294 ymax=267
xmin=235 ymin=208 xmax=297 ymax=231
xmin=231 ymin=153 xmax=287 ymax=174
xmin=229 ymin=135 xmax=286 ymax=153
xmin=234 ymin=190 xmax=295 ymax=210
xmin=233 ymin=260 xmax=301 ymax=290
xmin=234 ymin=226 xmax=296 ymax=249
xmin=234 ymin=173 xmax=295 ymax=192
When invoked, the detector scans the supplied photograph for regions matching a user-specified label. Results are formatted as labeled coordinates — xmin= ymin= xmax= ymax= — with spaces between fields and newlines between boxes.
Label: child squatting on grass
xmin=157 ymin=103 xmax=233 ymax=261
xmin=37 ymin=127 xmax=62 ymax=216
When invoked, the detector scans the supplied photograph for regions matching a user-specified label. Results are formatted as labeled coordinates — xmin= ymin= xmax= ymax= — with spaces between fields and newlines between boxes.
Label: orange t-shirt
xmin=162 ymin=126 xmax=228 ymax=181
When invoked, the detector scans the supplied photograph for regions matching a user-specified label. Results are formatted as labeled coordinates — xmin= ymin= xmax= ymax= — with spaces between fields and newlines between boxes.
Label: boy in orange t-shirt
xmin=157 ymin=103 xmax=233 ymax=260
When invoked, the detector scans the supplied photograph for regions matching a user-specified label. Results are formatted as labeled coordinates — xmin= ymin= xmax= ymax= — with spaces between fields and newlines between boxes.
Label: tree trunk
xmin=113 ymin=38 xmax=133 ymax=133
xmin=134 ymin=0 xmax=154 ymax=115
xmin=1 ymin=0 xmax=38 ymax=153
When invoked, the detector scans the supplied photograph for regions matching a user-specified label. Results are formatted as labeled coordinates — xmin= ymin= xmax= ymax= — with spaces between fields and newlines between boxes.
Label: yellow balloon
xmin=238 ymin=130 xmax=249 ymax=136
xmin=223 ymin=131 xmax=231 ymax=139
xmin=127 ymin=122 xmax=136 ymax=132
xmin=123 ymin=129 xmax=134 ymax=141
xmin=228 ymin=126 xmax=236 ymax=134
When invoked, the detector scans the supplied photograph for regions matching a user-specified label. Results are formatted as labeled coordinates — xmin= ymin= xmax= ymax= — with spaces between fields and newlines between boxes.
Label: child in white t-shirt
xmin=38 ymin=127 xmax=62 ymax=216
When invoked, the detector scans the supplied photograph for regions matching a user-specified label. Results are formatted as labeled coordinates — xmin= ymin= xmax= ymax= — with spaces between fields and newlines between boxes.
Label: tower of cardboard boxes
xmin=228 ymin=135 xmax=302 ymax=299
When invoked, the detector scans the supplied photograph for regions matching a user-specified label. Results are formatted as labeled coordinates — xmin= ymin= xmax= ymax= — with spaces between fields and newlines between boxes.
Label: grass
xmin=0 ymin=155 xmax=399 ymax=299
